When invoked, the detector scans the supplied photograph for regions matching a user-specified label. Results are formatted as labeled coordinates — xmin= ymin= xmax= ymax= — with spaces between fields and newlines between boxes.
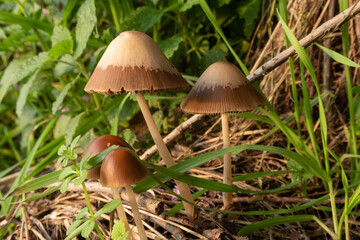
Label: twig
xmin=247 ymin=2 xmax=360 ymax=82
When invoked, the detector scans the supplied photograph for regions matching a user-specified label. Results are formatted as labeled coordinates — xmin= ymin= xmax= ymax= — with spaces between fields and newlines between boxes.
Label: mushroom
xmin=85 ymin=31 xmax=196 ymax=221
xmin=180 ymin=61 xmax=266 ymax=208
xmin=82 ymin=135 xmax=133 ymax=235
xmin=100 ymin=148 xmax=148 ymax=240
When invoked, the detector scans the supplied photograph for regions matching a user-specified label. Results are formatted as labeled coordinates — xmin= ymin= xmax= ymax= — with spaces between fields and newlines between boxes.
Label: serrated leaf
xmin=24 ymin=185 xmax=60 ymax=202
xmin=65 ymin=112 xmax=84 ymax=145
xmin=73 ymin=0 xmax=96 ymax=59
xmin=49 ymin=40 xmax=73 ymax=59
xmin=73 ymin=170 xmax=88 ymax=186
xmin=179 ymin=0 xmax=199 ymax=12
xmin=66 ymin=219 xmax=86 ymax=235
xmin=94 ymin=199 xmax=121 ymax=218
xmin=0 ymin=53 xmax=50 ymax=104
xmin=158 ymin=36 xmax=182 ymax=58
xmin=52 ymin=25 xmax=72 ymax=47
xmin=16 ymin=70 xmax=39 ymax=118
xmin=81 ymin=220 xmax=95 ymax=238
xmin=54 ymin=54 xmax=77 ymax=77
xmin=76 ymin=207 xmax=89 ymax=220
xmin=121 ymin=6 xmax=163 ymax=32
xmin=111 ymin=221 xmax=128 ymax=240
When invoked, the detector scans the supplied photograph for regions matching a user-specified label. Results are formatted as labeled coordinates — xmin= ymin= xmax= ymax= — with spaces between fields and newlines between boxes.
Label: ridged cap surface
xmin=100 ymin=148 xmax=147 ymax=188
xmin=180 ymin=61 xmax=265 ymax=114
xmin=82 ymin=135 xmax=133 ymax=179
xmin=85 ymin=31 xmax=188 ymax=94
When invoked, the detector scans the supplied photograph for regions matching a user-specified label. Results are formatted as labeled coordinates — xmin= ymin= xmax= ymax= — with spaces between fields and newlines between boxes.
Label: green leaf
xmin=65 ymin=112 xmax=84 ymax=146
xmin=60 ymin=176 xmax=75 ymax=193
xmin=233 ymin=170 xmax=296 ymax=182
xmin=66 ymin=219 xmax=86 ymax=235
xmin=94 ymin=199 xmax=121 ymax=218
xmin=179 ymin=0 xmax=199 ymax=12
xmin=73 ymin=0 xmax=97 ymax=59
xmin=81 ymin=220 xmax=95 ymax=238
xmin=24 ymin=185 xmax=61 ymax=202
xmin=59 ymin=167 xmax=76 ymax=180
xmin=76 ymin=207 xmax=89 ymax=220
xmin=166 ymin=189 xmax=207 ymax=216
xmin=0 ymin=52 xmax=50 ymax=104
xmin=236 ymin=0 xmax=261 ymax=39
xmin=65 ymin=220 xmax=86 ymax=240
xmin=73 ymin=170 xmax=88 ymax=186
xmin=121 ymin=6 xmax=164 ymax=32
xmin=51 ymin=25 xmax=73 ymax=47
xmin=0 ymin=11 xmax=53 ymax=33
xmin=16 ymin=70 xmax=40 ymax=118
xmin=202 ymin=47 xmax=227 ymax=68
xmin=63 ymin=0 xmax=78 ymax=26
xmin=111 ymin=221 xmax=128 ymax=240
xmin=49 ymin=40 xmax=73 ymax=59
xmin=158 ymin=36 xmax=183 ymax=58
xmin=316 ymin=43 xmax=360 ymax=68
xmin=238 ymin=215 xmax=314 ymax=236
xmin=52 ymin=82 xmax=75 ymax=114
xmin=54 ymin=54 xmax=77 ymax=78
xmin=121 ymin=129 xmax=136 ymax=147
xmin=70 ymin=135 xmax=81 ymax=151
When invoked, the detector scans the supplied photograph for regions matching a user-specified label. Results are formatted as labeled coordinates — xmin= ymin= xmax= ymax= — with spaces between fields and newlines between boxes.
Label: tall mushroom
xmin=180 ymin=61 xmax=266 ymax=208
xmin=85 ymin=31 xmax=196 ymax=221
xmin=82 ymin=135 xmax=133 ymax=235
xmin=101 ymin=148 xmax=148 ymax=240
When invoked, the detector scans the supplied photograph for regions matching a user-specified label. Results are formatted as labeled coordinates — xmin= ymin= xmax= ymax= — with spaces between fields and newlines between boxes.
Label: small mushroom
xmin=181 ymin=61 xmax=266 ymax=208
xmin=101 ymin=148 xmax=148 ymax=240
xmin=82 ymin=135 xmax=133 ymax=234
xmin=85 ymin=31 xmax=196 ymax=221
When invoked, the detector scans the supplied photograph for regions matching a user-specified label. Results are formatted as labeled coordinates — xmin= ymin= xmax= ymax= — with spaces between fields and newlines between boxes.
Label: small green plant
xmin=111 ymin=221 xmax=130 ymax=240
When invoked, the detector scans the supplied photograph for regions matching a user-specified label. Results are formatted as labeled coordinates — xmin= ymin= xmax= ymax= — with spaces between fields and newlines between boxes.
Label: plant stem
xmin=71 ymin=159 xmax=104 ymax=240
xmin=313 ymin=216 xmax=338 ymax=240
xmin=125 ymin=185 xmax=147 ymax=240
xmin=81 ymin=182 xmax=105 ymax=240
xmin=328 ymin=182 xmax=339 ymax=235
xmin=135 ymin=93 xmax=196 ymax=222
xmin=221 ymin=113 xmax=232 ymax=207
xmin=111 ymin=188 xmax=132 ymax=239
xmin=93 ymin=94 xmax=111 ymax=128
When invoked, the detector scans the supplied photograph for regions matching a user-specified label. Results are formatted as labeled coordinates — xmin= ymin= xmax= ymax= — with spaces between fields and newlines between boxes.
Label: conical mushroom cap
xmin=100 ymin=148 xmax=147 ymax=188
xmin=180 ymin=61 xmax=266 ymax=114
xmin=82 ymin=135 xmax=133 ymax=179
xmin=85 ymin=31 xmax=188 ymax=94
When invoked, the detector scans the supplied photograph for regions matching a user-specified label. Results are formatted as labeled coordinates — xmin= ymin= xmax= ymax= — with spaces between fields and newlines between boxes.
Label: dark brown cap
xmin=85 ymin=31 xmax=188 ymax=94
xmin=100 ymin=148 xmax=147 ymax=188
xmin=180 ymin=61 xmax=265 ymax=114
xmin=82 ymin=135 xmax=133 ymax=179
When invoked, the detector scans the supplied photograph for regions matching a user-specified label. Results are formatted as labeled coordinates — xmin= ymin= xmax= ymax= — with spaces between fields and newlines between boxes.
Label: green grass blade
xmin=198 ymin=0 xmax=249 ymax=75
xmin=238 ymin=215 xmax=314 ymax=236
xmin=316 ymin=43 xmax=360 ymax=68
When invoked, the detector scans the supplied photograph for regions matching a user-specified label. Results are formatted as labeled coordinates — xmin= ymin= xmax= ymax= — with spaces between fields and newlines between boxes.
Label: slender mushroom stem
xmin=125 ymin=185 xmax=148 ymax=240
xmin=111 ymin=188 xmax=133 ymax=240
xmin=221 ymin=113 xmax=233 ymax=208
xmin=135 ymin=93 xmax=196 ymax=222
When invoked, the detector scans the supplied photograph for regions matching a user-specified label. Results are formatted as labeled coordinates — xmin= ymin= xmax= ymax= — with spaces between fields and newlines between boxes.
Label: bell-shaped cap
xmin=180 ymin=61 xmax=265 ymax=114
xmin=85 ymin=31 xmax=188 ymax=94
xmin=100 ymin=148 xmax=147 ymax=188
xmin=82 ymin=135 xmax=133 ymax=179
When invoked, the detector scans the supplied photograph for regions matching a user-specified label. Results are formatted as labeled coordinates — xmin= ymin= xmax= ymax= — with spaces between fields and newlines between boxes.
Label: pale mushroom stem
xmin=125 ymin=185 xmax=148 ymax=240
xmin=135 ymin=93 xmax=196 ymax=222
xmin=111 ymin=188 xmax=133 ymax=239
xmin=221 ymin=113 xmax=233 ymax=208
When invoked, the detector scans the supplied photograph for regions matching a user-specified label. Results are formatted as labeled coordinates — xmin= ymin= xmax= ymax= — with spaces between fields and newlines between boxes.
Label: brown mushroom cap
xmin=82 ymin=135 xmax=133 ymax=179
xmin=180 ymin=61 xmax=266 ymax=114
xmin=85 ymin=31 xmax=188 ymax=94
xmin=100 ymin=148 xmax=147 ymax=188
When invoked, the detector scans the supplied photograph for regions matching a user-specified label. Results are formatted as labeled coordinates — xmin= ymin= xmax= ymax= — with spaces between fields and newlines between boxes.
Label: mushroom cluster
xmin=85 ymin=31 xmax=196 ymax=222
